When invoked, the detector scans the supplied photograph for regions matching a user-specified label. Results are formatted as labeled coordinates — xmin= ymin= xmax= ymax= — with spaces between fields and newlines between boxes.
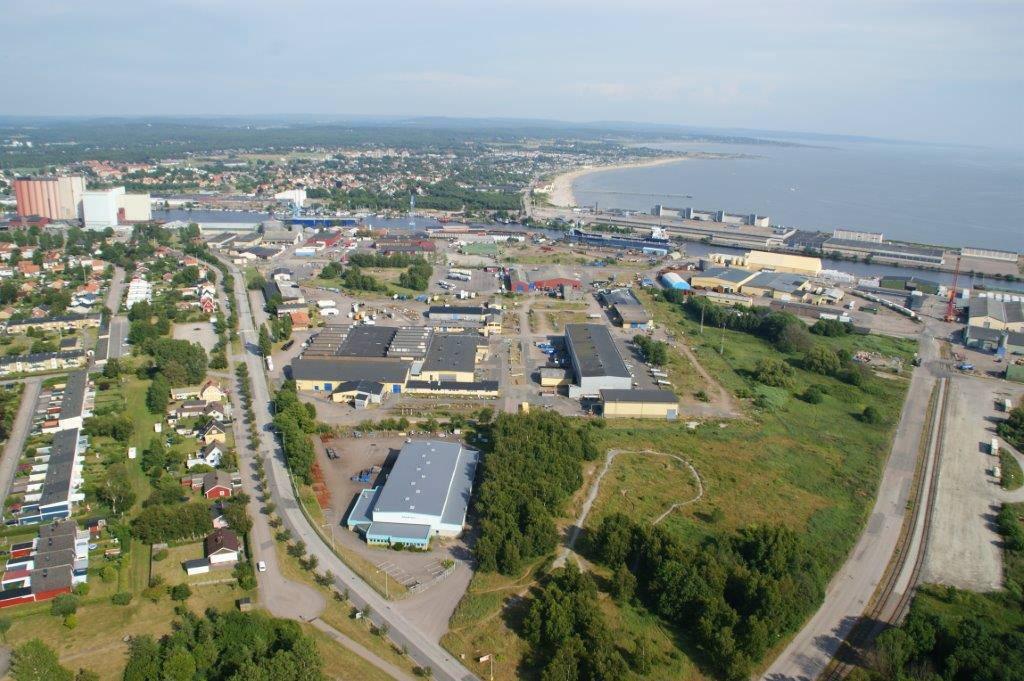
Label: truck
xmin=449 ymin=268 xmax=472 ymax=276
xmin=448 ymin=273 xmax=471 ymax=282
xmin=656 ymin=379 xmax=673 ymax=387
xmin=265 ymin=356 xmax=274 ymax=371
xmin=992 ymin=438 xmax=1000 ymax=455
xmin=317 ymin=299 xmax=336 ymax=309
xmin=651 ymin=369 xmax=668 ymax=378
xmin=438 ymin=281 xmax=455 ymax=290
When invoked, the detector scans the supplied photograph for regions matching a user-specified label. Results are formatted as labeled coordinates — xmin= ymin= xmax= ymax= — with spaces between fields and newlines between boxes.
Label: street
xmin=0 ymin=378 xmax=41 ymax=505
xmin=220 ymin=256 xmax=478 ymax=681
xmin=761 ymin=325 xmax=944 ymax=681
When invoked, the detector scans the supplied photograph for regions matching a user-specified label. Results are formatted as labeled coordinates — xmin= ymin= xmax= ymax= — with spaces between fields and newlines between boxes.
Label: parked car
xmin=257 ymin=561 xmax=267 ymax=573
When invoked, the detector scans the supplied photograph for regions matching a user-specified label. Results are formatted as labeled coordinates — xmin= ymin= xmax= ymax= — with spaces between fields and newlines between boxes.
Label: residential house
xmin=197 ymin=422 xmax=226 ymax=445
xmin=204 ymin=528 xmax=240 ymax=564
xmin=202 ymin=471 xmax=232 ymax=499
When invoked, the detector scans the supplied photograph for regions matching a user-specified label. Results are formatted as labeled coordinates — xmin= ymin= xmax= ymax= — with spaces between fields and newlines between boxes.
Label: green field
xmin=443 ymin=291 xmax=916 ymax=680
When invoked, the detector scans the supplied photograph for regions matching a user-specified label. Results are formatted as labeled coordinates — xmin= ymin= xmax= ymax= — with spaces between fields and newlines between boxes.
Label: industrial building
xmin=689 ymin=267 xmax=757 ymax=293
xmin=833 ymin=229 xmax=884 ymax=243
xmin=82 ymin=187 xmax=152 ymax=230
xmin=968 ymin=295 xmax=1024 ymax=332
xmin=427 ymin=305 xmax=491 ymax=322
xmin=820 ymin=238 xmax=945 ymax=267
xmin=600 ymin=389 xmax=679 ymax=419
xmin=660 ymin=272 xmax=691 ymax=290
xmin=13 ymin=176 xmax=86 ymax=221
xmin=564 ymin=323 xmax=632 ymax=398
xmin=291 ymin=324 xmax=489 ymax=395
xmin=960 ymin=247 xmax=1019 ymax=263
xmin=651 ymin=205 xmax=771 ymax=227
xmin=600 ymin=288 xmax=651 ymax=329
xmin=742 ymin=251 xmax=822 ymax=276
xmin=740 ymin=271 xmax=811 ymax=300
xmin=346 ymin=441 xmax=479 ymax=547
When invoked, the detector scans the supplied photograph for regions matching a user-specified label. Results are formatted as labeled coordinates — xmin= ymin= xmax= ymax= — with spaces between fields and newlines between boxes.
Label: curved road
xmin=220 ymin=256 xmax=477 ymax=681
xmin=761 ymin=327 xmax=944 ymax=681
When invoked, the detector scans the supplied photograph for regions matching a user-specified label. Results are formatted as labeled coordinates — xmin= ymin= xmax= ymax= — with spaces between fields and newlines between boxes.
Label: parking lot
xmin=314 ymin=433 xmax=472 ymax=587
xmin=924 ymin=376 xmax=1024 ymax=590
xmin=172 ymin=321 xmax=218 ymax=351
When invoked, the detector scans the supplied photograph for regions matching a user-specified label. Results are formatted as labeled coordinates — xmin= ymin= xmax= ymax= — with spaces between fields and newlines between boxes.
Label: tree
xmin=122 ymin=636 xmax=161 ymax=681
xmin=146 ymin=373 xmax=170 ymax=414
xmin=11 ymin=639 xmax=73 ymax=681
xmin=170 ymin=583 xmax=192 ymax=601
xmin=0 ymin=617 xmax=10 ymax=641
xmin=258 ymin=324 xmax=272 ymax=357
xmin=95 ymin=463 xmax=136 ymax=515
xmin=803 ymin=345 xmax=842 ymax=376
xmin=101 ymin=357 xmax=122 ymax=379
xmin=161 ymin=647 xmax=196 ymax=681
xmin=610 ymin=563 xmax=637 ymax=603
xmin=753 ymin=357 xmax=794 ymax=387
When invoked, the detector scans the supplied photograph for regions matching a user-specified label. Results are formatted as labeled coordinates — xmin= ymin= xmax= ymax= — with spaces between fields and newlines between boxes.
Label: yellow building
xmin=539 ymin=367 xmax=571 ymax=387
xmin=414 ymin=334 xmax=487 ymax=383
xmin=291 ymin=358 xmax=411 ymax=394
xmin=689 ymin=267 xmax=757 ymax=293
xmin=743 ymin=251 xmax=822 ymax=276
xmin=600 ymin=389 xmax=679 ymax=420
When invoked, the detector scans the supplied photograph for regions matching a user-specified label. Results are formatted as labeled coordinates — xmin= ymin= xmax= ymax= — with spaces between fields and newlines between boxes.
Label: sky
xmin=4 ymin=0 xmax=1022 ymax=147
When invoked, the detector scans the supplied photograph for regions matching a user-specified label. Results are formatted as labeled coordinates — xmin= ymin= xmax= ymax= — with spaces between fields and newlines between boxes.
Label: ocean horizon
xmin=572 ymin=139 xmax=1024 ymax=252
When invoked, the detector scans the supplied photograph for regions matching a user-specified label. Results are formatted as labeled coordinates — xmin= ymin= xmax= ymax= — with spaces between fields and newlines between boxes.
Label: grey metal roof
xmin=290 ymin=358 xmax=411 ymax=384
xmin=333 ymin=380 xmax=385 ymax=395
xmin=348 ymin=486 xmax=383 ymax=527
xmin=420 ymin=334 xmax=482 ymax=374
xmin=365 ymin=522 xmax=431 ymax=541
xmin=698 ymin=267 xmax=755 ymax=284
xmin=601 ymin=288 xmax=642 ymax=307
xmin=337 ymin=326 xmax=397 ymax=357
xmin=744 ymin=271 xmax=808 ymax=294
xmin=405 ymin=380 xmax=499 ymax=393
xmin=565 ymin=324 xmax=630 ymax=379
xmin=58 ymin=371 xmax=88 ymax=422
xmin=38 ymin=428 xmax=79 ymax=507
xmin=823 ymin=237 xmax=944 ymax=258
xmin=970 ymin=296 xmax=1024 ymax=325
xmin=600 ymin=389 xmax=679 ymax=404
xmin=373 ymin=441 xmax=478 ymax=521
xmin=428 ymin=305 xmax=488 ymax=317
xmin=0 ymin=350 xmax=85 ymax=369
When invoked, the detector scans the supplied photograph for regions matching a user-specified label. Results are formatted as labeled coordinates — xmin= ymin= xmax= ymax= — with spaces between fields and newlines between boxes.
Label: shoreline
xmin=544 ymin=156 xmax=690 ymax=208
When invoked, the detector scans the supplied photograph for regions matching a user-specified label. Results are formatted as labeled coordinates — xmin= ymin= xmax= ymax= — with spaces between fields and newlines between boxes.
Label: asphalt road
xmin=220 ymin=256 xmax=477 ymax=681
xmin=0 ymin=378 xmax=41 ymax=502
xmin=104 ymin=266 xmax=128 ymax=360
xmin=761 ymin=325 xmax=943 ymax=681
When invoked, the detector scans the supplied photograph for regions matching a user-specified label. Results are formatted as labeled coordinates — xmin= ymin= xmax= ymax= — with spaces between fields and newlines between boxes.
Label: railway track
xmin=820 ymin=376 xmax=950 ymax=681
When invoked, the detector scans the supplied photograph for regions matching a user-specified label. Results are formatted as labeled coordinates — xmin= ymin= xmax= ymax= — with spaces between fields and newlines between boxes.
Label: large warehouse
xmin=564 ymin=323 xmax=632 ymax=398
xmin=290 ymin=324 xmax=490 ymax=396
xmin=345 ymin=441 xmax=479 ymax=548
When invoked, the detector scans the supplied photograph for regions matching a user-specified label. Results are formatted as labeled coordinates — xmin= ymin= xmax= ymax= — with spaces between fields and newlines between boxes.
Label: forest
xmin=473 ymin=411 xmax=599 ymax=574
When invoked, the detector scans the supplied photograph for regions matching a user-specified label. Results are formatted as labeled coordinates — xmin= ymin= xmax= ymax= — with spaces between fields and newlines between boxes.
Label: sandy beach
xmin=544 ymin=156 xmax=689 ymax=208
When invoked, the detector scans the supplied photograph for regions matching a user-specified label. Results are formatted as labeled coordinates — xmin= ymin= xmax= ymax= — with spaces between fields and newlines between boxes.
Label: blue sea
xmin=573 ymin=140 xmax=1024 ymax=252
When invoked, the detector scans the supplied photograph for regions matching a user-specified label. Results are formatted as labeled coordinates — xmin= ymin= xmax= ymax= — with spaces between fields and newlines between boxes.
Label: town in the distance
xmin=0 ymin=118 xmax=1020 ymax=681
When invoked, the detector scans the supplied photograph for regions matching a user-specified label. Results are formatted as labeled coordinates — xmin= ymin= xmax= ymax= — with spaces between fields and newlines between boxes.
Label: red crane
xmin=945 ymin=255 xmax=962 ymax=322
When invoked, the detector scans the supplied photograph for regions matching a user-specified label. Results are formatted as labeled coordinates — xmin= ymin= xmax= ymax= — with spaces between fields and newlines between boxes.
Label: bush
xmin=170 ymin=584 xmax=192 ymax=602
xmin=100 ymin=565 xmax=117 ymax=583
xmin=63 ymin=614 xmax=77 ymax=629
xmin=72 ymin=583 xmax=89 ymax=596
xmin=861 ymin=405 xmax=883 ymax=424
xmin=753 ymin=357 xmax=793 ymax=387
xmin=801 ymin=386 xmax=825 ymax=404
xmin=112 ymin=592 xmax=133 ymax=606
xmin=153 ymin=548 xmax=169 ymax=562
xmin=50 ymin=594 xmax=78 ymax=617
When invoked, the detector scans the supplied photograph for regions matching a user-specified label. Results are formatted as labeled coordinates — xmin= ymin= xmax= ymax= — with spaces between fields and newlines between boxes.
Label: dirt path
xmin=554 ymin=449 xmax=704 ymax=568
xmin=674 ymin=340 xmax=742 ymax=419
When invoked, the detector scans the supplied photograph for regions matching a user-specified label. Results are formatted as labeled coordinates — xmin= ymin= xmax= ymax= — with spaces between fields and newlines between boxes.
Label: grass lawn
xmin=1000 ymin=449 xmax=1023 ymax=491
xmin=150 ymin=542 xmax=217 ymax=586
xmin=272 ymin=541 xmax=421 ymax=678
xmin=440 ymin=561 xmax=543 ymax=681
xmin=585 ymin=451 xmax=701 ymax=530
xmin=304 ymin=624 xmax=399 ymax=681
xmin=3 ymin=583 xmax=245 ymax=680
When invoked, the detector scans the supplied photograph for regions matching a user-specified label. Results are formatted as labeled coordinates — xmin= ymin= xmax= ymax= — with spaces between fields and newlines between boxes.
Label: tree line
xmin=272 ymin=381 xmax=320 ymax=484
